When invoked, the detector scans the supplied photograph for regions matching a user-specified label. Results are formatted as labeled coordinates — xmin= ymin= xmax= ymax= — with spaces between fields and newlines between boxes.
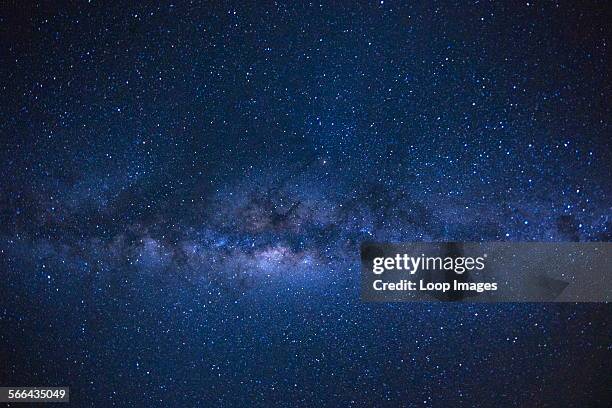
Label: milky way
xmin=1 ymin=2 xmax=610 ymax=406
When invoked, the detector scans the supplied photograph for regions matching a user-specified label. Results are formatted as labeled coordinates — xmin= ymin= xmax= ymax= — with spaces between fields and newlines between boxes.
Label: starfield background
xmin=0 ymin=1 xmax=610 ymax=406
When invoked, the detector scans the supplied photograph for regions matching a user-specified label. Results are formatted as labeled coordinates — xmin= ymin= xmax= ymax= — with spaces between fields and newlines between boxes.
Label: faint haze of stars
xmin=0 ymin=1 xmax=610 ymax=407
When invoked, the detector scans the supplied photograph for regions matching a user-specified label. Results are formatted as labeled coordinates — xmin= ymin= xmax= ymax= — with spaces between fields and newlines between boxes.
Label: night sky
xmin=1 ymin=1 xmax=611 ymax=406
